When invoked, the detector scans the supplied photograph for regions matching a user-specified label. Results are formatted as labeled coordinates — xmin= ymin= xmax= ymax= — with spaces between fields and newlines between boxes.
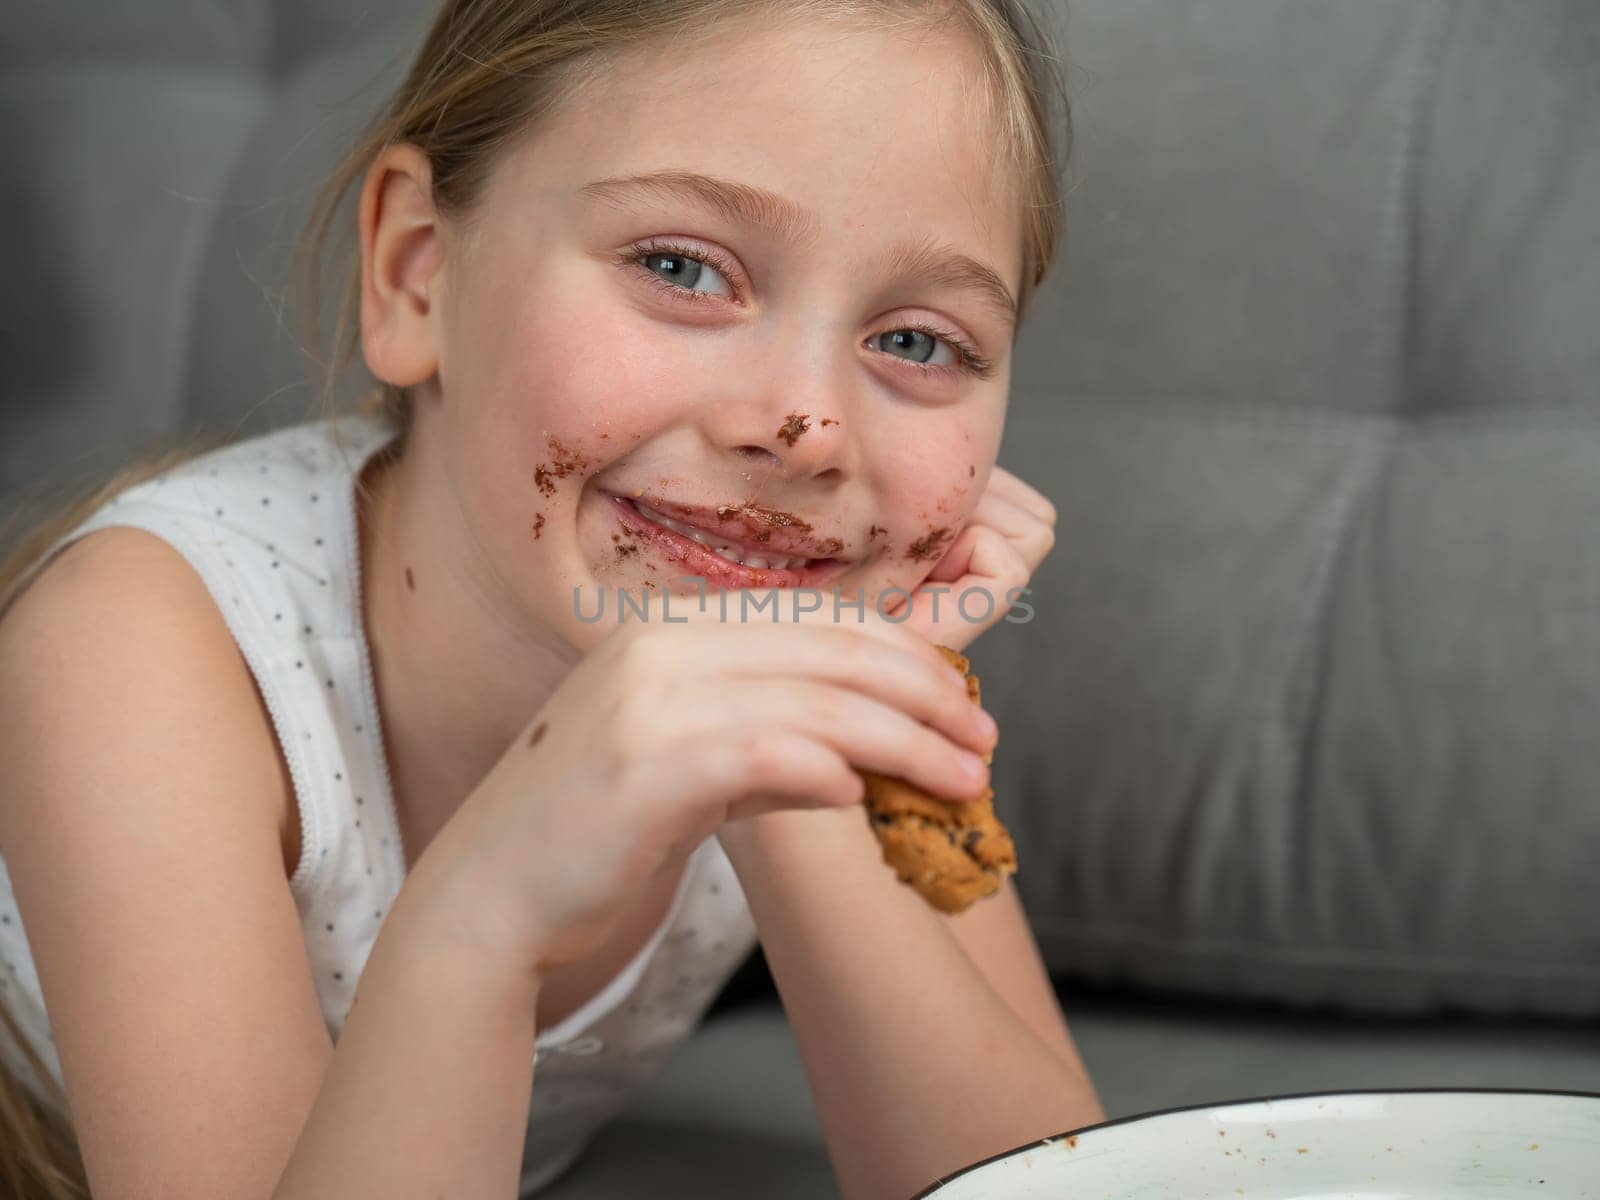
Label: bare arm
xmin=269 ymin=864 xmax=542 ymax=1200
xmin=718 ymin=806 xmax=1102 ymax=1200
xmin=0 ymin=529 xmax=544 ymax=1200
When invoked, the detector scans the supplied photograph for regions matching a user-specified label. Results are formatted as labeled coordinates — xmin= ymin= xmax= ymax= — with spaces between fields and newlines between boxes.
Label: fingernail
xmin=960 ymin=750 xmax=987 ymax=776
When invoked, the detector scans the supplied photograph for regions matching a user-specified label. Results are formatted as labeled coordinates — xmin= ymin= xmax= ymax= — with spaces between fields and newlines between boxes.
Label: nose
xmin=731 ymin=409 xmax=848 ymax=483
xmin=736 ymin=414 xmax=847 ymax=485
xmin=707 ymin=325 xmax=858 ymax=483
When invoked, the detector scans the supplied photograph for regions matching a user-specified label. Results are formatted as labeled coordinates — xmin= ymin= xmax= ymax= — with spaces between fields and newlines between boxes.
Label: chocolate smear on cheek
xmin=527 ymin=720 xmax=549 ymax=749
xmin=404 ymin=565 xmax=416 ymax=591
xmin=905 ymin=527 xmax=954 ymax=562
xmin=934 ymin=483 xmax=969 ymax=516
xmin=776 ymin=412 xmax=811 ymax=446
xmin=532 ymin=435 xmax=596 ymax=498
xmin=531 ymin=512 xmax=545 ymax=539
xmin=820 ymin=418 xmax=839 ymax=427
xmin=969 ymin=464 xmax=975 ymax=477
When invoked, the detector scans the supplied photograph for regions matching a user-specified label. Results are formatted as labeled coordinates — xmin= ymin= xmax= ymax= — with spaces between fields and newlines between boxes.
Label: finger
xmin=612 ymin=732 xmax=861 ymax=855
xmin=663 ymin=611 xmax=986 ymax=741
xmin=720 ymin=676 xmax=991 ymax=804
xmin=985 ymin=465 xmax=1057 ymax=526
xmin=617 ymin=618 xmax=991 ymax=757
xmin=897 ymin=527 xmax=1031 ymax=646
xmin=716 ymin=733 xmax=867 ymax=821
xmin=699 ymin=624 xmax=992 ymax=756
xmin=971 ymin=493 xmax=1054 ymax=565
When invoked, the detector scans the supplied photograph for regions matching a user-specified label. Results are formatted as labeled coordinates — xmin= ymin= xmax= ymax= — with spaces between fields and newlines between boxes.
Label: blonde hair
xmin=0 ymin=0 xmax=1069 ymax=1191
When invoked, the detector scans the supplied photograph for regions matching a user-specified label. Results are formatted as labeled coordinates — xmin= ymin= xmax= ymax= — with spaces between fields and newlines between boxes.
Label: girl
xmin=0 ymin=0 xmax=1100 ymax=1196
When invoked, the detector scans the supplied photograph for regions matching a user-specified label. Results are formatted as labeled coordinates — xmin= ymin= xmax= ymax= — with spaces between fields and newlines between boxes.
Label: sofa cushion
xmin=988 ymin=0 xmax=1600 ymax=1015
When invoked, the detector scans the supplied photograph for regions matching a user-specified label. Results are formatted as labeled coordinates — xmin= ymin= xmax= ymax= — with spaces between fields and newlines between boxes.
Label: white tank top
xmin=0 ymin=411 xmax=759 ymax=1195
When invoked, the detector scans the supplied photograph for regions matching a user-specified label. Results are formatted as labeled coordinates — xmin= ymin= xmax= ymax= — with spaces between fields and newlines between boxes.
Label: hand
xmin=407 ymin=606 xmax=998 ymax=977
xmin=882 ymin=465 xmax=1057 ymax=653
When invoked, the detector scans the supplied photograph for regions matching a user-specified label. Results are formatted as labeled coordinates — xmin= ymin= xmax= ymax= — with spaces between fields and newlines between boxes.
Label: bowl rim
xmin=908 ymin=1086 xmax=1600 ymax=1198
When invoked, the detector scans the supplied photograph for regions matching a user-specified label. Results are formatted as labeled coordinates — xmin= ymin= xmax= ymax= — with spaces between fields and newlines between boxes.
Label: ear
xmin=358 ymin=142 xmax=447 ymax=389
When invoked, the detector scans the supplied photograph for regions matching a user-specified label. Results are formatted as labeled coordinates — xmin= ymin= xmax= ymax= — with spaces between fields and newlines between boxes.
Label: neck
xmin=357 ymin=399 xmax=580 ymax=869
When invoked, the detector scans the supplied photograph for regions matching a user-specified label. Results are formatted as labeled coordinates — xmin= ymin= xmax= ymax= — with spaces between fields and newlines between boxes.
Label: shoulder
xmin=0 ymin=526 xmax=342 ymax=1195
xmin=0 ymin=525 xmax=299 ymax=877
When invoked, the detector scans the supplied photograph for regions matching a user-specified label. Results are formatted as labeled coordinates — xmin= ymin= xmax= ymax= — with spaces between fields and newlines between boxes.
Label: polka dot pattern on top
xmin=0 ymin=412 xmax=758 ymax=1196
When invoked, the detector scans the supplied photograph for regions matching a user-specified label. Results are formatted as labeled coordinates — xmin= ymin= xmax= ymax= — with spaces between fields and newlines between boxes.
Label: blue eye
xmin=641 ymin=249 xmax=732 ymax=297
xmin=615 ymin=239 xmax=997 ymax=381
xmin=875 ymin=328 xmax=946 ymax=367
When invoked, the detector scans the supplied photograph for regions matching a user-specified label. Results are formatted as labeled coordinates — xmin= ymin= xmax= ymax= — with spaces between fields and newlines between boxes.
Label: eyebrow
xmin=577 ymin=170 xmax=1018 ymax=331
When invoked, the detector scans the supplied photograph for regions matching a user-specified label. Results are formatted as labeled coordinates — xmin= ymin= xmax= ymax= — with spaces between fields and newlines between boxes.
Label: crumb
xmin=776 ymin=412 xmax=811 ymax=446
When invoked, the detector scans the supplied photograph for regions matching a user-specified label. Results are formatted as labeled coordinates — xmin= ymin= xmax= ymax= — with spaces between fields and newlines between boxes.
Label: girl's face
xmin=369 ymin=13 xmax=1023 ymax=652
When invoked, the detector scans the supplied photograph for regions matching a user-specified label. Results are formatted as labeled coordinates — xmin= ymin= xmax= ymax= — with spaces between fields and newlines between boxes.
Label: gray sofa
xmin=4 ymin=1 xmax=1597 ymax=1195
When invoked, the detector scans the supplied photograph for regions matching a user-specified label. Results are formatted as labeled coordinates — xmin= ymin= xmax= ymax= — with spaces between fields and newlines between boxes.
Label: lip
xmin=606 ymin=493 xmax=850 ymax=589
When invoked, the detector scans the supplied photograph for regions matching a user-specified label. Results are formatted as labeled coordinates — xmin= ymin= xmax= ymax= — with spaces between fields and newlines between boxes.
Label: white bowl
xmin=914 ymin=1089 xmax=1600 ymax=1198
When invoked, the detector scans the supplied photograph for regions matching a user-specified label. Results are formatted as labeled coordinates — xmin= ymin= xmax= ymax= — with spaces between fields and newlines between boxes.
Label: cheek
xmin=457 ymin=264 xmax=688 ymax=468
xmin=875 ymin=422 xmax=992 ymax=554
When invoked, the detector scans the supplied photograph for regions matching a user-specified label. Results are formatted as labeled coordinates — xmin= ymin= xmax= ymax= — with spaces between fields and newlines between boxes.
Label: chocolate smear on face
xmin=614 ymin=520 xmax=642 ymax=561
xmin=404 ymin=565 xmax=416 ymax=591
xmin=531 ymin=512 xmax=545 ymax=539
xmin=776 ymin=412 xmax=811 ymax=446
xmin=905 ymin=527 xmax=954 ymax=561
xmin=820 ymin=418 xmax=839 ymax=427
xmin=527 ymin=720 xmax=549 ymax=749
xmin=533 ymin=435 xmax=594 ymax=497
xmin=868 ymin=524 xmax=887 ymax=540
xmin=969 ymin=464 xmax=975 ymax=477
xmin=710 ymin=502 xmax=821 ymax=548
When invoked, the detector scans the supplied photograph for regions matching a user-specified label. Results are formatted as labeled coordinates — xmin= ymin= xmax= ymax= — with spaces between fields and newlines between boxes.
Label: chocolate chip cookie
xmin=859 ymin=644 xmax=1016 ymax=914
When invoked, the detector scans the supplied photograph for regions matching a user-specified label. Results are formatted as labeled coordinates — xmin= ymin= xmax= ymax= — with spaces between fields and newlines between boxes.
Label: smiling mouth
xmin=630 ymin=500 xmax=819 ymax=570
xmin=605 ymin=493 xmax=847 ymax=586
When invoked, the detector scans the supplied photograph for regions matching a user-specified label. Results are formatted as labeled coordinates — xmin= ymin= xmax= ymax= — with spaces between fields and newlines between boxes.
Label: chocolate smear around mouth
xmin=533 ymin=435 xmax=595 ymax=497
xmin=698 ymin=502 xmax=827 ymax=554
